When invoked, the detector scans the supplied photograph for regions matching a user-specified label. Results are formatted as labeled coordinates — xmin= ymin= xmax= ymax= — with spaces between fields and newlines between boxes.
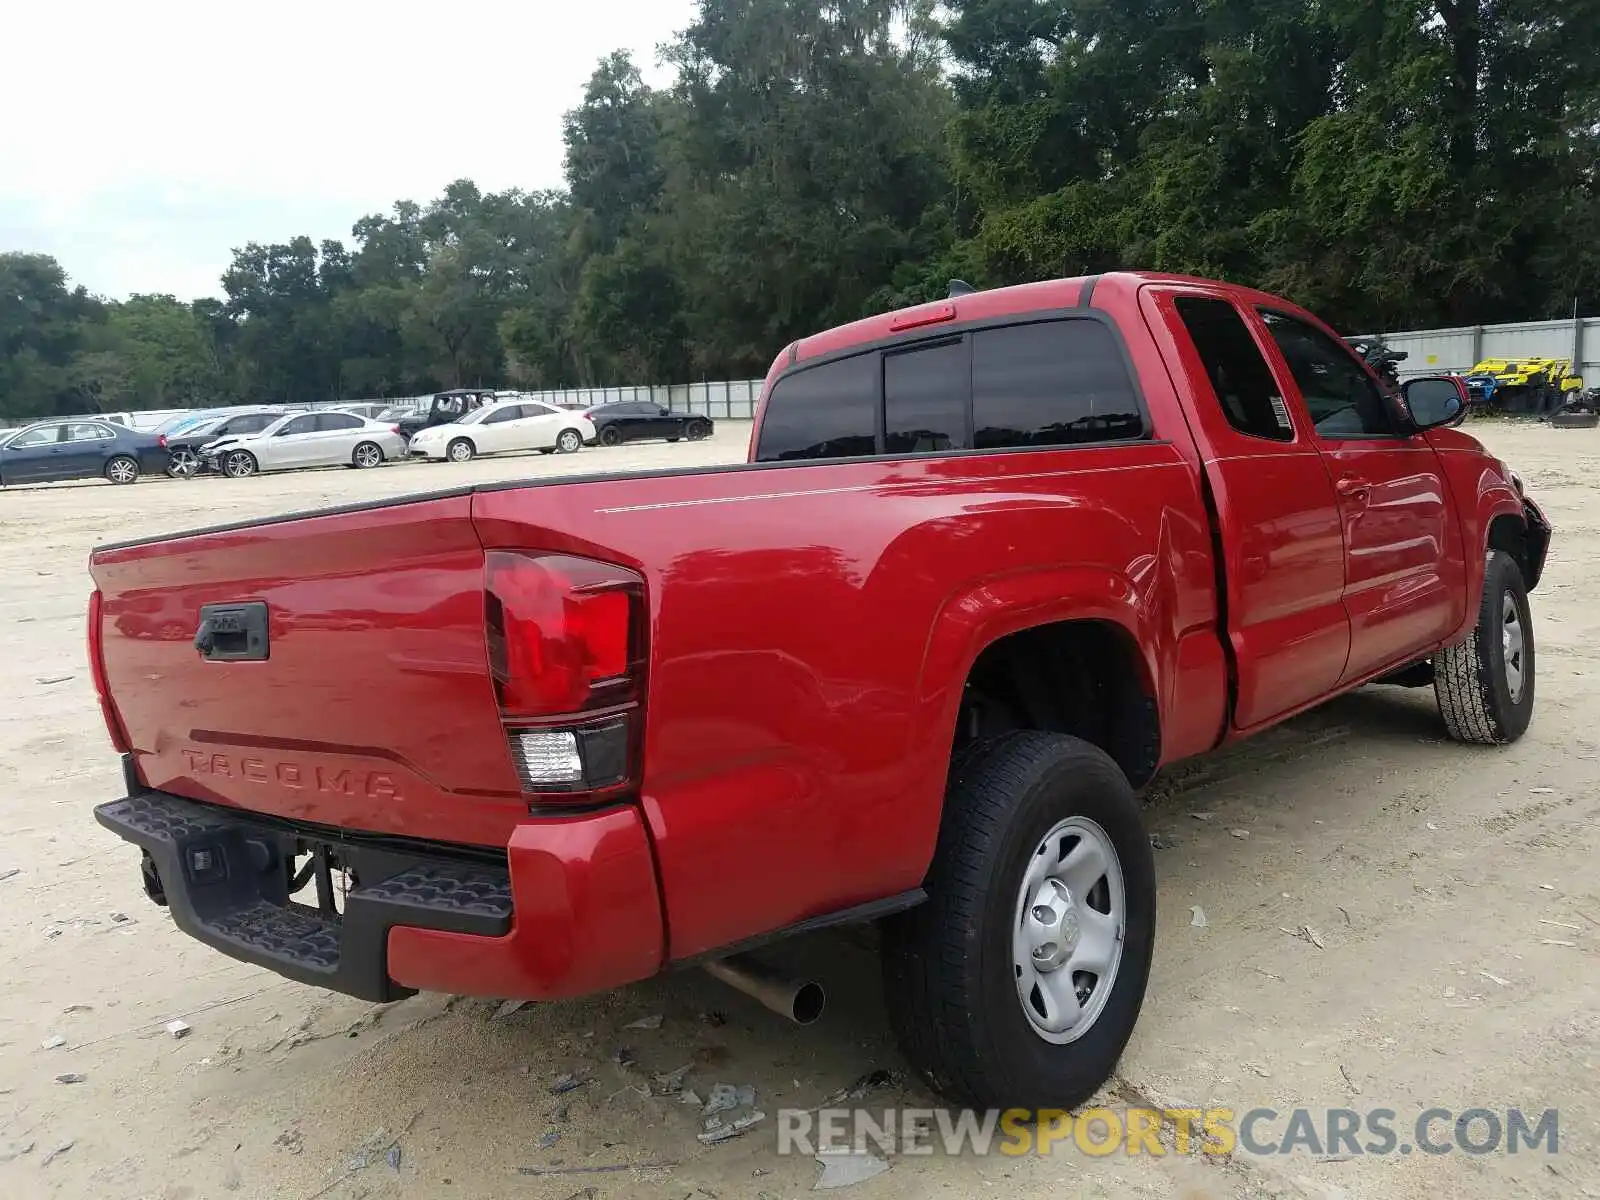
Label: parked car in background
xmin=160 ymin=408 xmax=295 ymax=477
xmin=585 ymin=401 xmax=714 ymax=446
xmin=330 ymin=403 xmax=394 ymax=421
xmin=407 ymin=401 xmax=596 ymax=462
xmin=394 ymin=390 xmax=499 ymax=442
xmin=199 ymin=410 xmax=406 ymax=478
xmin=0 ymin=419 xmax=169 ymax=485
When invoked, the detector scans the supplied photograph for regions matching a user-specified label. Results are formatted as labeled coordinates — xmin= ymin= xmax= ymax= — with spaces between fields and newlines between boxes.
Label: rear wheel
xmin=352 ymin=441 xmax=384 ymax=469
xmin=599 ymin=426 xmax=622 ymax=447
xmin=881 ymin=731 xmax=1155 ymax=1110
xmin=222 ymin=450 xmax=258 ymax=479
xmin=166 ymin=447 xmax=200 ymax=478
xmin=105 ymin=456 xmax=140 ymax=485
xmin=1435 ymin=550 xmax=1535 ymax=744
xmin=447 ymin=438 xmax=475 ymax=463
xmin=555 ymin=428 xmax=582 ymax=454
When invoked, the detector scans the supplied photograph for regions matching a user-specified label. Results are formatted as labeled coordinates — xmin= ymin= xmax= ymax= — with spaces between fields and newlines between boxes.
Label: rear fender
xmin=899 ymin=566 xmax=1156 ymax=879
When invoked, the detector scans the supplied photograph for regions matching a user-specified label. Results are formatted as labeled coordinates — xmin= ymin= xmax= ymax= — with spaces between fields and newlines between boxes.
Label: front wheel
xmin=222 ymin=450 xmax=258 ymax=478
xmin=1435 ymin=550 xmax=1535 ymax=743
xmin=105 ymin=456 xmax=140 ymax=485
xmin=352 ymin=441 xmax=384 ymax=469
xmin=687 ymin=420 xmax=712 ymax=441
xmin=881 ymin=732 xmax=1154 ymax=1110
xmin=555 ymin=428 xmax=582 ymax=454
xmin=447 ymin=438 xmax=475 ymax=463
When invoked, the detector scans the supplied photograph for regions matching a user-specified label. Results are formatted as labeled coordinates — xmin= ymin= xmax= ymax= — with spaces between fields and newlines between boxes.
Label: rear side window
xmin=317 ymin=412 xmax=363 ymax=431
xmin=1173 ymin=297 xmax=1293 ymax=441
xmin=971 ymin=321 xmax=1143 ymax=449
xmin=755 ymin=353 xmax=877 ymax=462
xmin=885 ymin=339 xmax=968 ymax=454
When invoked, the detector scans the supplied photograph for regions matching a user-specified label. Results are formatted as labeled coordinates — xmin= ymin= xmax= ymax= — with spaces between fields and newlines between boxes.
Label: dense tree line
xmin=4 ymin=0 xmax=1597 ymax=419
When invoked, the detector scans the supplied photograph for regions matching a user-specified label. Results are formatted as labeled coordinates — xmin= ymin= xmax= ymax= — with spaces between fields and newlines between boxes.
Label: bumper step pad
xmin=96 ymin=792 xmax=511 ymax=1002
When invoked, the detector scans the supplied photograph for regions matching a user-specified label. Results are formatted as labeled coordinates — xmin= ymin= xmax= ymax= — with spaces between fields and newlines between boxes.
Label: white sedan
xmin=407 ymin=401 xmax=596 ymax=463
xmin=200 ymin=410 xmax=408 ymax=478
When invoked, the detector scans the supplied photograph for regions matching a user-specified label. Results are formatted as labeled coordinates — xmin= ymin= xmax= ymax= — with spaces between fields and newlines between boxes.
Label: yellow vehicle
xmin=1463 ymin=357 xmax=1584 ymax=410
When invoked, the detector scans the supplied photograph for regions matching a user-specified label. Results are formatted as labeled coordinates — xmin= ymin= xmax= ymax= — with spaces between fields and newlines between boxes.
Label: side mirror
xmin=1401 ymin=376 xmax=1467 ymax=430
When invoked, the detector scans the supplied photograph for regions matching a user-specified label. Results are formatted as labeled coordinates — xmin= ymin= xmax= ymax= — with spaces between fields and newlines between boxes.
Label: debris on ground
xmin=1149 ymin=832 xmax=1173 ymax=850
xmin=819 ymin=1070 xmax=894 ymax=1107
xmin=1230 ymin=828 xmax=1250 ymax=840
xmin=1540 ymin=938 xmax=1576 ymax=947
xmin=0 ymin=869 xmax=19 ymax=882
xmin=538 ymin=1131 xmax=561 ymax=1149
xmin=698 ymin=1111 xmax=767 ymax=1144
xmin=0 ymin=1140 xmax=34 ymax=1164
xmin=681 ymin=1089 xmax=704 ymax=1107
xmin=1478 ymin=969 xmax=1512 ymax=988
xmin=494 ymin=999 xmax=529 ymax=1020
xmin=1339 ymin=1064 xmax=1361 ymax=1094
xmin=1302 ymin=925 xmax=1325 ymax=949
xmin=110 ymin=911 xmax=130 ymax=924
xmin=550 ymin=1073 xmax=586 ymax=1095
xmin=516 ymin=1161 xmax=677 ymax=1177
xmin=700 ymin=1011 xmax=728 ymax=1027
xmin=703 ymin=1083 xmax=756 ymax=1116
xmin=610 ymin=1046 xmax=638 ymax=1068
xmin=41 ymin=1034 xmax=66 ymax=1050
xmin=1529 ymin=787 xmax=1555 ymax=795
xmin=166 ymin=1019 xmax=192 ymax=1039
xmin=1190 ymin=905 xmax=1209 ymax=929
xmin=652 ymin=1065 xmax=692 ymax=1096
xmin=561 ymin=1189 xmax=599 ymax=1200
xmin=1540 ymin=919 xmax=1582 ymax=931
xmin=37 ymin=675 xmax=75 ymax=686
xmin=55 ymin=1072 xmax=86 ymax=1084
xmin=40 ymin=1140 xmax=74 ymax=1167
xmin=62 ymin=1004 xmax=92 ymax=1014
xmin=624 ymin=1013 xmax=665 ymax=1031
xmin=814 ymin=1149 xmax=890 ymax=1189
xmin=385 ymin=1144 xmax=402 ymax=1171
xmin=1189 ymin=812 xmax=1214 ymax=822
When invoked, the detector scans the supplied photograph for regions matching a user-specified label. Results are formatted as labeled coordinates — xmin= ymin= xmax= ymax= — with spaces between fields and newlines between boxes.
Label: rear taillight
xmin=87 ymin=589 xmax=131 ymax=754
xmin=390 ymin=424 xmax=402 ymax=436
xmin=157 ymin=434 xmax=168 ymax=449
xmin=484 ymin=553 xmax=645 ymax=804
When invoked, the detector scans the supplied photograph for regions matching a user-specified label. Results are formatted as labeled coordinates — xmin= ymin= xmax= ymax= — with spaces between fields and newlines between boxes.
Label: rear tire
xmin=352 ymin=441 xmax=384 ymax=469
xmin=105 ymin=456 xmax=140 ymax=485
xmin=1435 ymin=550 xmax=1535 ymax=744
xmin=881 ymin=731 xmax=1155 ymax=1110
xmin=555 ymin=428 xmax=582 ymax=454
xmin=447 ymin=438 xmax=475 ymax=463
xmin=165 ymin=447 xmax=200 ymax=478
xmin=599 ymin=426 xmax=622 ymax=447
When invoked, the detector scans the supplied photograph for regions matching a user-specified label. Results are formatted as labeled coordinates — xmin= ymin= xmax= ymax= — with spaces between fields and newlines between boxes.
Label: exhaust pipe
xmin=704 ymin=953 xmax=826 ymax=1026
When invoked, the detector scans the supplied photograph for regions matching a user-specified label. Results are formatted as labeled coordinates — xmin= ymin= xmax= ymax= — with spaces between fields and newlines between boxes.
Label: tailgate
xmin=90 ymin=495 xmax=526 ymax=847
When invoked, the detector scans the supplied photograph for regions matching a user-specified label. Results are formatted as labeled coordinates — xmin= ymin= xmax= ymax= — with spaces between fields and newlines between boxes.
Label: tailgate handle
xmin=194 ymin=602 xmax=270 ymax=662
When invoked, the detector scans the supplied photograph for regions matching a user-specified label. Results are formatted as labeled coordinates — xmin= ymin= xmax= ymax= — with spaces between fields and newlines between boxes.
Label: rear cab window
xmin=754 ymin=316 xmax=1147 ymax=463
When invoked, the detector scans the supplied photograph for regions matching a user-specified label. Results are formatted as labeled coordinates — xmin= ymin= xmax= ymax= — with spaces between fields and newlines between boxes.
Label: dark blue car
xmin=0 ymin=418 xmax=170 ymax=486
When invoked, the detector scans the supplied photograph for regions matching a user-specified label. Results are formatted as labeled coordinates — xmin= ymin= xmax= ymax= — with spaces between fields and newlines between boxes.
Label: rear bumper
xmin=95 ymin=785 xmax=664 ymax=1004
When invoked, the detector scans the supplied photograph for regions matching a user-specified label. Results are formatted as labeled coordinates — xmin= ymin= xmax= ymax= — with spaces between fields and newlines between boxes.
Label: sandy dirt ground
xmin=1 ymin=420 xmax=1596 ymax=1200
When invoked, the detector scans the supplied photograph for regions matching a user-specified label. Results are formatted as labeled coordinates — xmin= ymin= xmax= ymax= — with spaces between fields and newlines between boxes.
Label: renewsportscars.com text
xmin=776 ymin=1106 xmax=1559 ymax=1158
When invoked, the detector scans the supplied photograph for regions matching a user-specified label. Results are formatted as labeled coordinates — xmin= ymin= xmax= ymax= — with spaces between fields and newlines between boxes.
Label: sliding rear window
xmin=754 ymin=316 xmax=1145 ymax=463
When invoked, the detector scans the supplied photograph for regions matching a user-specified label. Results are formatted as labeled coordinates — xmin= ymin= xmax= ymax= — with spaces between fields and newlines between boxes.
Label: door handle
xmin=1336 ymin=477 xmax=1370 ymax=504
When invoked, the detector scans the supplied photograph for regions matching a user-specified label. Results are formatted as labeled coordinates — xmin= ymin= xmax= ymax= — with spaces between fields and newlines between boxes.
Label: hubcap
xmin=450 ymin=443 xmax=470 ymax=461
xmin=1013 ymin=816 xmax=1126 ymax=1044
xmin=227 ymin=453 xmax=253 ymax=477
xmin=109 ymin=459 xmax=136 ymax=483
xmin=559 ymin=432 xmax=579 ymax=452
xmin=357 ymin=445 xmax=380 ymax=466
xmin=169 ymin=449 xmax=198 ymax=477
xmin=1503 ymin=590 xmax=1525 ymax=702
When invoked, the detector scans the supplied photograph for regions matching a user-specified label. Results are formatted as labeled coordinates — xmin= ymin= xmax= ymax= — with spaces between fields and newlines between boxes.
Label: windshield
xmin=457 ymin=406 xmax=498 ymax=426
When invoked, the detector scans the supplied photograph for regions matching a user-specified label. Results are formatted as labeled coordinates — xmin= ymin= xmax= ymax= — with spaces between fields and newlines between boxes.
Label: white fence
xmin=1377 ymin=318 xmax=1597 ymax=383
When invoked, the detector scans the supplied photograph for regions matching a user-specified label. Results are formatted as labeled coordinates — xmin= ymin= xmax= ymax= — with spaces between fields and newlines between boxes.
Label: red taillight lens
xmin=390 ymin=424 xmax=402 ymax=436
xmin=87 ymin=589 xmax=131 ymax=753
xmin=485 ymin=552 xmax=643 ymax=719
xmin=157 ymin=434 xmax=168 ymax=448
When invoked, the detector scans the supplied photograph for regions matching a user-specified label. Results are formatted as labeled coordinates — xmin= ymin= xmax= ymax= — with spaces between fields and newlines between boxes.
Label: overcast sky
xmin=0 ymin=0 xmax=697 ymax=301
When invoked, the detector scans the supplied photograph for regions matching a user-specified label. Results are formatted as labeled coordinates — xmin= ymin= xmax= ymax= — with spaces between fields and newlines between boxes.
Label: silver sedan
xmin=200 ymin=411 xmax=408 ymax=478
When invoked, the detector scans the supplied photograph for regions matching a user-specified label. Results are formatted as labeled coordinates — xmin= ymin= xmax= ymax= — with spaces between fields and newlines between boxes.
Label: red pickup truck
xmin=88 ymin=272 xmax=1549 ymax=1111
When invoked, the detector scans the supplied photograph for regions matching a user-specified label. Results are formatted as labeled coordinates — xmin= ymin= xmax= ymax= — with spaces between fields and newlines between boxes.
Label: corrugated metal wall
xmin=1382 ymin=318 xmax=1598 ymax=384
